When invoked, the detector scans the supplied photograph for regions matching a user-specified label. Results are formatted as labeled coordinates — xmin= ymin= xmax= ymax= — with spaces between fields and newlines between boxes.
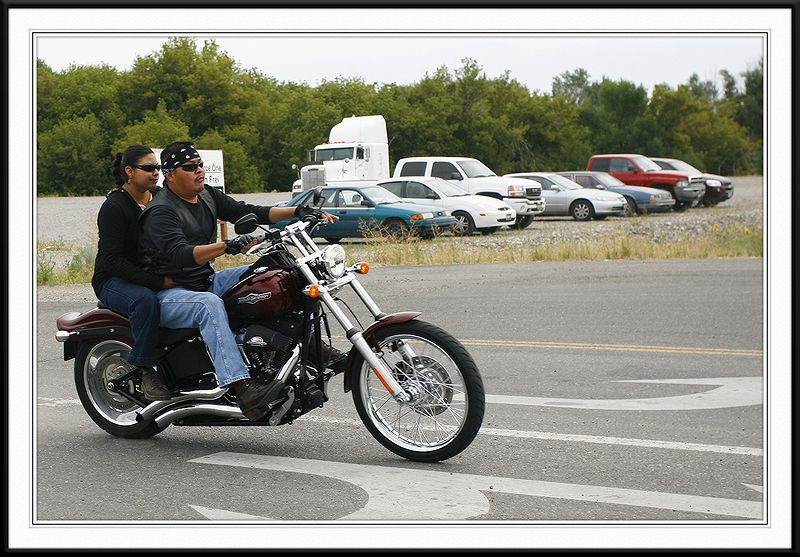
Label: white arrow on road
xmin=190 ymin=453 xmax=763 ymax=520
xmin=190 ymin=505 xmax=273 ymax=520
xmin=487 ymin=376 xmax=762 ymax=410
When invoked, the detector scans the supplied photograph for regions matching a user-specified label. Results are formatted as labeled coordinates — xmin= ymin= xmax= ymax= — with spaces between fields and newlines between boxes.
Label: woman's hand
xmin=163 ymin=276 xmax=176 ymax=289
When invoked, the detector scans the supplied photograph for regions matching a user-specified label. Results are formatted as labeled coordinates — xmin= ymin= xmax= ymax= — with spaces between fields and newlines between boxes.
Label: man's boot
xmin=232 ymin=378 xmax=288 ymax=421
xmin=323 ymin=345 xmax=348 ymax=373
xmin=140 ymin=367 xmax=171 ymax=401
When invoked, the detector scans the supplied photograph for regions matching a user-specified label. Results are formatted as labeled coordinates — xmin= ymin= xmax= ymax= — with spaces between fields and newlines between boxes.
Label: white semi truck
xmin=291 ymin=115 xmax=389 ymax=195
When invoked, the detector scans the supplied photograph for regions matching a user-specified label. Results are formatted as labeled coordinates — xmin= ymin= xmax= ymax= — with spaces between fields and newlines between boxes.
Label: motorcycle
xmin=55 ymin=190 xmax=485 ymax=462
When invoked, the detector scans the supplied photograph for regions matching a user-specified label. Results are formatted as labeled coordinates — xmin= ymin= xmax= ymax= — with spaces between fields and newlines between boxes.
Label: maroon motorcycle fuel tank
xmin=222 ymin=267 xmax=299 ymax=319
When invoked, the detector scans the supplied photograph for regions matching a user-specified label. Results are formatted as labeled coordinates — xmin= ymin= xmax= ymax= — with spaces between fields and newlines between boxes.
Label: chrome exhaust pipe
xmin=154 ymin=403 xmax=245 ymax=427
xmin=137 ymin=387 xmax=228 ymax=421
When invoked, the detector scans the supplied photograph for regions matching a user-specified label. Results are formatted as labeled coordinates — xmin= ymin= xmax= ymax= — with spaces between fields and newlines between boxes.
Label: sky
xmin=35 ymin=34 xmax=764 ymax=95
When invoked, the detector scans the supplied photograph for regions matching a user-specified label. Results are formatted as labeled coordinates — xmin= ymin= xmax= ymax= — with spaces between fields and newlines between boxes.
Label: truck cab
xmin=292 ymin=115 xmax=389 ymax=195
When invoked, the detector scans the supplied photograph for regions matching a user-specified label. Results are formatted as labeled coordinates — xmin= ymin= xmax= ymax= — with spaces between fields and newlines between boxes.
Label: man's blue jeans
xmin=156 ymin=266 xmax=251 ymax=388
xmin=98 ymin=277 xmax=160 ymax=367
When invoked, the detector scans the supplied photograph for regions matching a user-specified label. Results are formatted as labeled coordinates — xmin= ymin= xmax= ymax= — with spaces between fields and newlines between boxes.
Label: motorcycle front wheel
xmin=74 ymin=339 xmax=167 ymax=439
xmin=351 ymin=320 xmax=485 ymax=462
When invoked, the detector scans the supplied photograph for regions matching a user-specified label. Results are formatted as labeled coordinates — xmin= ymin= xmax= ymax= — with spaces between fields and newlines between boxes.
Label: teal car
xmin=277 ymin=184 xmax=457 ymax=242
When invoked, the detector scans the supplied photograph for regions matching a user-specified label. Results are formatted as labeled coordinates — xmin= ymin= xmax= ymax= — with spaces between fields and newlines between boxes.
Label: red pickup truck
xmin=587 ymin=154 xmax=706 ymax=210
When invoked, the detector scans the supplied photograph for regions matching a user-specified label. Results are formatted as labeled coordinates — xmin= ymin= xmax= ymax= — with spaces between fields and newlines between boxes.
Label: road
xmin=33 ymin=258 xmax=765 ymax=527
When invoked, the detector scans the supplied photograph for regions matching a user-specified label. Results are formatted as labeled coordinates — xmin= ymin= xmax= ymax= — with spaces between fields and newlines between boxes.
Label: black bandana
xmin=160 ymin=141 xmax=201 ymax=170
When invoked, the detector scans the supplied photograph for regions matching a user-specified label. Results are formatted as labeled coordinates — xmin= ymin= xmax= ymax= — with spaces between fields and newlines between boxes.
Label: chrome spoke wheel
xmin=358 ymin=334 xmax=468 ymax=453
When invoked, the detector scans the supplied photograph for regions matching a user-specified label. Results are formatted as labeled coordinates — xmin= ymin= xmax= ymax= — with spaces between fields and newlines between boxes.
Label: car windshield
xmin=359 ymin=185 xmax=402 ymax=204
xmin=594 ymin=173 xmax=627 ymax=187
xmin=548 ymin=174 xmax=582 ymax=190
xmin=659 ymin=159 xmax=701 ymax=174
xmin=631 ymin=156 xmax=662 ymax=172
xmin=457 ymin=159 xmax=496 ymax=178
xmin=428 ymin=178 xmax=470 ymax=197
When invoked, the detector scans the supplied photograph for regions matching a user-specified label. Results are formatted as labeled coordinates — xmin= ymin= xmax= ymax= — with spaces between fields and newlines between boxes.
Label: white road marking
xmin=36 ymin=397 xmax=761 ymax=456
xmin=38 ymin=397 xmax=81 ymax=407
xmin=190 ymin=452 xmax=763 ymax=520
xmin=189 ymin=505 xmax=272 ymax=520
xmin=461 ymin=338 xmax=762 ymax=357
xmin=486 ymin=376 xmax=762 ymax=410
xmin=742 ymin=484 xmax=764 ymax=494
xmin=298 ymin=415 xmax=762 ymax=456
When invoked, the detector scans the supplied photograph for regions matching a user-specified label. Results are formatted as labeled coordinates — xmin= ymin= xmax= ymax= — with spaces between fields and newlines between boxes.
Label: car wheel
xmin=570 ymin=200 xmax=594 ymax=221
xmin=624 ymin=197 xmax=638 ymax=216
xmin=452 ymin=211 xmax=476 ymax=236
xmin=513 ymin=215 xmax=534 ymax=230
xmin=674 ymin=201 xmax=689 ymax=212
xmin=383 ymin=219 xmax=410 ymax=240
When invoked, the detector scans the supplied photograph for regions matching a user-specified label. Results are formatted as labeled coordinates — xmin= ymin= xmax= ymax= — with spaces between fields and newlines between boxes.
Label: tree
xmin=194 ymin=129 xmax=262 ymax=193
xmin=551 ymin=68 xmax=593 ymax=105
xmin=687 ymin=73 xmax=718 ymax=104
xmin=737 ymin=59 xmax=763 ymax=140
xmin=112 ymin=100 xmax=190 ymax=154
xmin=38 ymin=114 xmax=111 ymax=196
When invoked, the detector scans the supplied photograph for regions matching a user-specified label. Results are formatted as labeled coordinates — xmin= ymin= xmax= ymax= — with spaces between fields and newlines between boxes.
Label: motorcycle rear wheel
xmin=74 ymin=339 xmax=167 ymax=439
xmin=351 ymin=320 xmax=485 ymax=462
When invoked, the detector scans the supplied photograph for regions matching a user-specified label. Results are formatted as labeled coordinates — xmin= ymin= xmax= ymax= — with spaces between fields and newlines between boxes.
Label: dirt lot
xmin=36 ymin=176 xmax=763 ymax=266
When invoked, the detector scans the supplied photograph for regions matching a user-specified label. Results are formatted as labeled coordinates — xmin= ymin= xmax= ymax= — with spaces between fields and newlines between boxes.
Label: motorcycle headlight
xmin=321 ymin=244 xmax=346 ymax=278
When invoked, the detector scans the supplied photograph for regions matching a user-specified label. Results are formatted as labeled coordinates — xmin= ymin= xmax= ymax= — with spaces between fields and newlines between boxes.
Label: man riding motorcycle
xmin=137 ymin=141 xmax=337 ymax=421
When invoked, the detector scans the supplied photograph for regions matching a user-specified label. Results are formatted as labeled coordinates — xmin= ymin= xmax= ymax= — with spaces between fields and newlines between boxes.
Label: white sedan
xmin=376 ymin=177 xmax=517 ymax=235
xmin=504 ymin=172 xmax=627 ymax=221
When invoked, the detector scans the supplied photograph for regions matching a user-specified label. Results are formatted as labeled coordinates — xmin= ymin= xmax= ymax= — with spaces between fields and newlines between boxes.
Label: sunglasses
xmin=132 ymin=164 xmax=161 ymax=172
xmin=177 ymin=161 xmax=204 ymax=172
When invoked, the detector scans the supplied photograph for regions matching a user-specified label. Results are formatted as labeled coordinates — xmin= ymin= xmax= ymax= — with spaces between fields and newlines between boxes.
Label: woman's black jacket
xmin=91 ymin=187 xmax=165 ymax=297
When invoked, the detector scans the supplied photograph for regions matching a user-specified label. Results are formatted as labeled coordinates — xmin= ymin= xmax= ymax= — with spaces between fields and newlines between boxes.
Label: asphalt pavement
xmin=32 ymin=258 xmax=765 ymax=530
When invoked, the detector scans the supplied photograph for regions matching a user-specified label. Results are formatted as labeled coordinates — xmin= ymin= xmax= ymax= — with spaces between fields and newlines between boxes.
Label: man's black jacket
xmin=137 ymin=185 xmax=273 ymax=291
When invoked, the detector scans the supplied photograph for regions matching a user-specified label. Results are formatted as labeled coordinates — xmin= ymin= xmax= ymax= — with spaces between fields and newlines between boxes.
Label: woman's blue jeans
xmin=156 ymin=266 xmax=252 ymax=388
xmin=98 ymin=277 xmax=160 ymax=367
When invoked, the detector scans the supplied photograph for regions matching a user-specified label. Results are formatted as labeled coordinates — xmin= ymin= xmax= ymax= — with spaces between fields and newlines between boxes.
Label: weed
xmin=37 ymin=251 xmax=57 ymax=285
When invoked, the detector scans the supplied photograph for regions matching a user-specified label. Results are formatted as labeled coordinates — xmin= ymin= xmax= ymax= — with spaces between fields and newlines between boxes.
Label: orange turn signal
xmin=357 ymin=262 xmax=369 ymax=275
xmin=308 ymin=285 xmax=320 ymax=298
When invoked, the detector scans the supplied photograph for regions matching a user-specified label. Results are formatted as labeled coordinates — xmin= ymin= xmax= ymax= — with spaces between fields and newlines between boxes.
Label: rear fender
xmin=342 ymin=311 xmax=421 ymax=393
xmin=56 ymin=308 xmax=132 ymax=361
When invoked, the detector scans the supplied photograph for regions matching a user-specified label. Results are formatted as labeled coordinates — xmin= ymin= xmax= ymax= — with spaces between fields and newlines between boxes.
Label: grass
xmin=339 ymin=223 xmax=763 ymax=266
xmin=36 ymin=223 xmax=763 ymax=286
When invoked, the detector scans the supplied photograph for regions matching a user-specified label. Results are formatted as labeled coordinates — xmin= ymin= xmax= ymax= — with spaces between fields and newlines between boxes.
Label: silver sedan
xmin=504 ymin=172 xmax=627 ymax=221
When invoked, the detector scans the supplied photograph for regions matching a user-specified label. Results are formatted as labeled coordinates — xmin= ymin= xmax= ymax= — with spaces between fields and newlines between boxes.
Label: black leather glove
xmin=295 ymin=205 xmax=323 ymax=220
xmin=224 ymin=234 xmax=255 ymax=255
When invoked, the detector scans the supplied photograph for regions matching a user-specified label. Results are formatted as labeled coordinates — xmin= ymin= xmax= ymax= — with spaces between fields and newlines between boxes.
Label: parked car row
xmin=279 ymin=152 xmax=733 ymax=240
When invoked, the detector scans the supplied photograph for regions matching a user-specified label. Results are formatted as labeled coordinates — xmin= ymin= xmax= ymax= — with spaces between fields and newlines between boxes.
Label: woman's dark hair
xmin=111 ymin=144 xmax=154 ymax=187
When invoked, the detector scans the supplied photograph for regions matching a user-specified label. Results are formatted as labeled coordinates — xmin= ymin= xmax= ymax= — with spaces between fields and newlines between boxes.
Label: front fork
xmin=317 ymin=286 xmax=412 ymax=403
xmin=290 ymin=231 xmax=415 ymax=403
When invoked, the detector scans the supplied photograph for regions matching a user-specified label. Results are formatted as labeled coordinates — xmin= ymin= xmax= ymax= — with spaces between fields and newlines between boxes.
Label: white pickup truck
xmin=393 ymin=157 xmax=546 ymax=229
